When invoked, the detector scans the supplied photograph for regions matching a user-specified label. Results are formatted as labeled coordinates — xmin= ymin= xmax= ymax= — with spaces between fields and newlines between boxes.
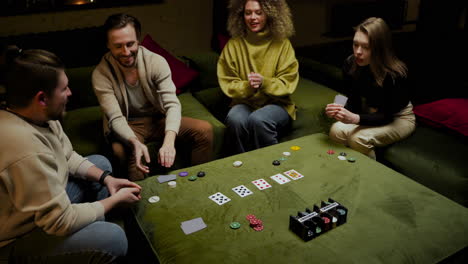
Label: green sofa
xmin=62 ymin=48 xmax=468 ymax=208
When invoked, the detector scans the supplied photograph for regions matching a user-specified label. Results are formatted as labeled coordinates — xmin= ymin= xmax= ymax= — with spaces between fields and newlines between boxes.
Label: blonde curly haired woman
xmin=325 ymin=17 xmax=416 ymax=159
xmin=218 ymin=0 xmax=299 ymax=155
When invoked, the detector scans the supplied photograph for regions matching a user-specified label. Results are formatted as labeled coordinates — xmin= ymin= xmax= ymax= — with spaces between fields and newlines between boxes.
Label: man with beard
xmin=0 ymin=49 xmax=142 ymax=263
xmin=93 ymin=14 xmax=213 ymax=181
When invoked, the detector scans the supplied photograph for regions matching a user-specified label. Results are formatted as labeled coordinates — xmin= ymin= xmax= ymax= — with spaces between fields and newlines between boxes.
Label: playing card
xmin=270 ymin=173 xmax=291 ymax=185
xmin=208 ymin=192 xmax=231 ymax=205
xmin=232 ymin=185 xmax=253 ymax=197
xmin=334 ymin=94 xmax=348 ymax=106
xmin=283 ymin=169 xmax=304 ymax=180
xmin=180 ymin=217 xmax=207 ymax=235
xmin=251 ymin=178 xmax=272 ymax=190
xmin=157 ymin=174 xmax=177 ymax=183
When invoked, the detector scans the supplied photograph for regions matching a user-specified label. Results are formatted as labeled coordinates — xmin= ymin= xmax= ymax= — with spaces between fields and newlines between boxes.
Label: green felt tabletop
xmin=132 ymin=133 xmax=468 ymax=264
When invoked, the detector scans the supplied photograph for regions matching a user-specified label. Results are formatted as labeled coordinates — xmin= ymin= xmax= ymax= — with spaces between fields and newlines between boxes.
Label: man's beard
xmin=115 ymin=50 xmax=138 ymax=68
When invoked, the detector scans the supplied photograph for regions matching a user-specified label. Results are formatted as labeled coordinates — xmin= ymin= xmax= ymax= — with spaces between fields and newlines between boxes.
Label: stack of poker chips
xmin=246 ymin=214 xmax=264 ymax=231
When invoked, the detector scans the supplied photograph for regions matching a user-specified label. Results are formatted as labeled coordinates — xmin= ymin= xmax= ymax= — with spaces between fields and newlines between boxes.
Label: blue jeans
xmin=225 ymin=104 xmax=291 ymax=154
xmin=1 ymin=155 xmax=128 ymax=264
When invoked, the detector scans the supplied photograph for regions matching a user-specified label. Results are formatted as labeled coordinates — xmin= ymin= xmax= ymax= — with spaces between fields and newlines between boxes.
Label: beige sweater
xmin=92 ymin=46 xmax=182 ymax=141
xmin=0 ymin=110 xmax=104 ymax=248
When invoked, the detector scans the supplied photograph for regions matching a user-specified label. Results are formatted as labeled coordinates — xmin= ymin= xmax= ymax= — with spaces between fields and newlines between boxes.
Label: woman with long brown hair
xmin=325 ymin=17 xmax=416 ymax=159
xmin=218 ymin=0 xmax=299 ymax=155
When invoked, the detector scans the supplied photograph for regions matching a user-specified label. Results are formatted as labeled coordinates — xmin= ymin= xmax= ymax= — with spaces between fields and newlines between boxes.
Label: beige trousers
xmin=329 ymin=103 xmax=416 ymax=158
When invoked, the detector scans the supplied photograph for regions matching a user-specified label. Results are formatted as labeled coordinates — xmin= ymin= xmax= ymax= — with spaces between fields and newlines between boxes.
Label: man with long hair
xmin=218 ymin=0 xmax=299 ymax=155
xmin=325 ymin=17 xmax=416 ymax=159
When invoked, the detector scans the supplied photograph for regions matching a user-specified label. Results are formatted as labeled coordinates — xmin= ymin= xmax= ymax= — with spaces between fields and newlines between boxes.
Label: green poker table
xmin=131 ymin=133 xmax=468 ymax=263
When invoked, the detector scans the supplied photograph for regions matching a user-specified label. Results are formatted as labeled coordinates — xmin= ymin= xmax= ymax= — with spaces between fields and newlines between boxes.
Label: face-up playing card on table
xmin=283 ymin=169 xmax=304 ymax=180
xmin=232 ymin=185 xmax=253 ymax=197
xmin=270 ymin=173 xmax=291 ymax=185
xmin=208 ymin=192 xmax=231 ymax=205
xmin=334 ymin=94 xmax=348 ymax=106
xmin=180 ymin=217 xmax=207 ymax=235
xmin=251 ymin=178 xmax=272 ymax=190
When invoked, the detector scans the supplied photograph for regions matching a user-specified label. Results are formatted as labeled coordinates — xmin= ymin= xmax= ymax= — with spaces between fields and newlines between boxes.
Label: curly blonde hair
xmin=227 ymin=0 xmax=295 ymax=39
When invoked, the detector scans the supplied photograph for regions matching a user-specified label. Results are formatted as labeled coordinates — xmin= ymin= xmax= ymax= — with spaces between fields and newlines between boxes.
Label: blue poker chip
xmin=179 ymin=171 xmax=189 ymax=177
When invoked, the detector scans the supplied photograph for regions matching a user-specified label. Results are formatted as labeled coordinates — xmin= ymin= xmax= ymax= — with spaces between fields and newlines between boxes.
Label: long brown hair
xmin=353 ymin=17 xmax=407 ymax=87
xmin=227 ymin=0 xmax=295 ymax=39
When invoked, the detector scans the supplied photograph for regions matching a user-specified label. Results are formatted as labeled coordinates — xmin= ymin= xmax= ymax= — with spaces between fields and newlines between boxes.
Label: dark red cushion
xmin=413 ymin=98 xmax=468 ymax=136
xmin=141 ymin=34 xmax=198 ymax=94
xmin=217 ymin=33 xmax=230 ymax=51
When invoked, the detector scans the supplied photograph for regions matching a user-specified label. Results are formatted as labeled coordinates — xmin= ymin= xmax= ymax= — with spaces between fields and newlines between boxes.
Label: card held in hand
xmin=334 ymin=94 xmax=348 ymax=106
xmin=232 ymin=185 xmax=253 ymax=197
xmin=208 ymin=192 xmax=231 ymax=205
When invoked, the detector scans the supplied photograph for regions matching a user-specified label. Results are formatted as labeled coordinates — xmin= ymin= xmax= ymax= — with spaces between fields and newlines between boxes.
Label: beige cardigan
xmin=92 ymin=46 xmax=181 ymax=141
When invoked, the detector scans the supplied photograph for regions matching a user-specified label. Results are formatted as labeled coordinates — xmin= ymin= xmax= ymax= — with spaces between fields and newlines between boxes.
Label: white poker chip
xmin=233 ymin=161 xmax=243 ymax=167
xmin=282 ymin=151 xmax=291 ymax=157
xmin=338 ymin=156 xmax=347 ymax=161
xmin=168 ymin=181 xmax=177 ymax=188
xmin=148 ymin=196 xmax=160 ymax=203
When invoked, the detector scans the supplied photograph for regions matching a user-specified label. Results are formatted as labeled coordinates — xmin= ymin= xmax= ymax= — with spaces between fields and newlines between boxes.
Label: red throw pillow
xmin=413 ymin=98 xmax=468 ymax=136
xmin=141 ymin=34 xmax=198 ymax=94
xmin=217 ymin=33 xmax=230 ymax=51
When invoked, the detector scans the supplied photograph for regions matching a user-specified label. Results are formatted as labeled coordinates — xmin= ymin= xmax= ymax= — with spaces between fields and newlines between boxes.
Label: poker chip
xmin=290 ymin=146 xmax=301 ymax=151
xmin=168 ymin=181 xmax=176 ymax=188
xmin=197 ymin=171 xmax=206 ymax=177
xmin=253 ymin=225 xmax=264 ymax=231
xmin=272 ymin=160 xmax=281 ymax=166
xmin=315 ymin=227 xmax=322 ymax=233
xmin=233 ymin=161 xmax=243 ymax=167
xmin=188 ymin=175 xmax=197 ymax=181
xmin=282 ymin=151 xmax=291 ymax=157
xmin=347 ymin=157 xmax=356 ymax=163
xmin=337 ymin=209 xmax=346 ymax=215
xmin=246 ymin=214 xmax=256 ymax=221
xmin=279 ymin=157 xmax=287 ymax=161
xmin=332 ymin=217 xmax=338 ymax=223
xmin=338 ymin=156 xmax=347 ymax=161
xmin=148 ymin=196 xmax=160 ymax=203
xmin=322 ymin=217 xmax=330 ymax=224
xmin=230 ymin=222 xmax=241 ymax=229
xmin=327 ymin=149 xmax=335 ymax=155
xmin=178 ymin=171 xmax=189 ymax=177
xmin=339 ymin=152 xmax=347 ymax=156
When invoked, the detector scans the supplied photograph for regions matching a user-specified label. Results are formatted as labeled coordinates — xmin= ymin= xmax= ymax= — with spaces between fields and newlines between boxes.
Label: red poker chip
xmin=250 ymin=219 xmax=263 ymax=226
xmin=246 ymin=214 xmax=256 ymax=221
xmin=253 ymin=225 xmax=264 ymax=231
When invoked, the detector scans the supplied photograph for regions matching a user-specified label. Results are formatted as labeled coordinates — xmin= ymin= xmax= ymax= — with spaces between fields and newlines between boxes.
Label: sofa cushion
xmin=66 ymin=66 xmax=98 ymax=110
xmin=182 ymin=52 xmax=220 ymax=91
xmin=141 ymin=34 xmax=199 ymax=94
xmin=62 ymin=106 xmax=108 ymax=157
xmin=382 ymin=125 xmax=468 ymax=207
xmin=413 ymin=98 xmax=468 ymax=137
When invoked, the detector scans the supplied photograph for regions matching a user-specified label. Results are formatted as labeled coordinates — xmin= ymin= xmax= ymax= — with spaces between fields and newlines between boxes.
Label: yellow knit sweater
xmin=217 ymin=30 xmax=299 ymax=119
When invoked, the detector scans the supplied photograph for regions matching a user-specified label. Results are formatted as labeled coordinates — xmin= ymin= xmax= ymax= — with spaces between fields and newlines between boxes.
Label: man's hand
xmin=248 ymin=72 xmax=263 ymax=89
xmin=325 ymin=103 xmax=360 ymax=124
xmin=104 ymin=176 xmax=142 ymax=195
xmin=113 ymin=187 xmax=142 ymax=204
xmin=158 ymin=131 xmax=177 ymax=168
xmin=129 ymin=137 xmax=150 ymax=174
